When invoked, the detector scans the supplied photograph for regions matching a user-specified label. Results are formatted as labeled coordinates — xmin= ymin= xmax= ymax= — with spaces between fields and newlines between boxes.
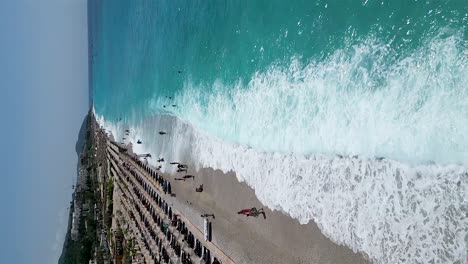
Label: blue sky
xmin=0 ymin=0 xmax=89 ymax=263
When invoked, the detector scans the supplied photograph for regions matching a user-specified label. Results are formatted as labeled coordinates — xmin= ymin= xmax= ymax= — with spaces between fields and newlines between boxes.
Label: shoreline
xmin=160 ymin=164 xmax=370 ymax=263
xmin=102 ymin=114 xmax=371 ymax=263
xmin=99 ymin=112 xmax=468 ymax=264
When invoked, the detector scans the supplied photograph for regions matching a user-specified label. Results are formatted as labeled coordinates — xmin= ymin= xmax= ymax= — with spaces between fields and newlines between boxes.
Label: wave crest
xmin=161 ymin=34 xmax=468 ymax=165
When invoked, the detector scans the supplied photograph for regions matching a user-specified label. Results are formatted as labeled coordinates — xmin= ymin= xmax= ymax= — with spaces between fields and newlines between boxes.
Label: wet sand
xmin=160 ymin=165 xmax=370 ymax=264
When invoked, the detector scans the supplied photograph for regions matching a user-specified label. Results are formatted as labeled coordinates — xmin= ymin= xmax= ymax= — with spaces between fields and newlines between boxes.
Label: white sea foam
xmin=97 ymin=113 xmax=467 ymax=264
xmin=161 ymin=33 xmax=468 ymax=165
xmin=95 ymin=33 xmax=468 ymax=264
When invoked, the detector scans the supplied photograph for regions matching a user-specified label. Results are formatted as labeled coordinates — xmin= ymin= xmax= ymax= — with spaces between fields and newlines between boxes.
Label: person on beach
xmin=183 ymin=175 xmax=195 ymax=180
xmin=195 ymin=184 xmax=203 ymax=192
xmin=170 ymin=162 xmax=179 ymax=165
xmin=238 ymin=207 xmax=266 ymax=219
xmin=159 ymin=131 xmax=166 ymax=135
xmin=157 ymin=158 xmax=164 ymax=162
xmin=177 ymin=168 xmax=187 ymax=173
xmin=177 ymin=164 xmax=188 ymax=169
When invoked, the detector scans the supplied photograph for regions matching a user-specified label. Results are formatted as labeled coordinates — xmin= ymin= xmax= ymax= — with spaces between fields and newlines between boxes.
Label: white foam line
xmin=97 ymin=114 xmax=468 ymax=264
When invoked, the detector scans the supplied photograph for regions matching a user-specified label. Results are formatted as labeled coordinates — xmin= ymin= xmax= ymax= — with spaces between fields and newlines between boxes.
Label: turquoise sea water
xmin=92 ymin=0 xmax=467 ymax=164
xmin=91 ymin=1 xmax=468 ymax=263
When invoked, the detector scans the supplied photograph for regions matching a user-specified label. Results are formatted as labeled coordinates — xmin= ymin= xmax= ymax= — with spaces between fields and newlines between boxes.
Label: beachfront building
xmin=71 ymin=166 xmax=88 ymax=241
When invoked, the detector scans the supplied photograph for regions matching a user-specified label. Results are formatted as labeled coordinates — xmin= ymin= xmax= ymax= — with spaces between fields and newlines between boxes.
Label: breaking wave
xmin=95 ymin=31 xmax=468 ymax=264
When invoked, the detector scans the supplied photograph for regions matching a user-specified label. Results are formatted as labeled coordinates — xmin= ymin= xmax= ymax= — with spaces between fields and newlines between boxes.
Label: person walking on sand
xmin=238 ymin=207 xmax=266 ymax=219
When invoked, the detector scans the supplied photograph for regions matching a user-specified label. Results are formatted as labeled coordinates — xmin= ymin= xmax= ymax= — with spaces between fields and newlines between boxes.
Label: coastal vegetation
xmin=59 ymin=114 xmax=104 ymax=264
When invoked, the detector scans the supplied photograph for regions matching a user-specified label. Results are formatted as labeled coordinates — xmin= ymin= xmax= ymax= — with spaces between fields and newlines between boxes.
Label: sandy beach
xmin=157 ymin=165 xmax=370 ymax=264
